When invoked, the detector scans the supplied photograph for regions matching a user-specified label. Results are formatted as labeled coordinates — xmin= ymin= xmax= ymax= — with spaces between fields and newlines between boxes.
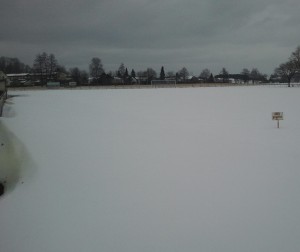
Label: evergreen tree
xmin=208 ymin=73 xmax=214 ymax=83
xmin=131 ymin=69 xmax=136 ymax=78
xmin=123 ymin=68 xmax=129 ymax=84
xmin=160 ymin=66 xmax=165 ymax=80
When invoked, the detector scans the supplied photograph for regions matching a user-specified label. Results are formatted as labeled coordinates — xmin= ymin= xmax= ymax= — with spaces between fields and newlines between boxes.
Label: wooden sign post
xmin=272 ymin=112 xmax=283 ymax=128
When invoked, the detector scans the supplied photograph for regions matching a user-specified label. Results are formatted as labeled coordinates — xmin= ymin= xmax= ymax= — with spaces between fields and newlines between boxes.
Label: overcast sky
xmin=1 ymin=0 xmax=300 ymax=75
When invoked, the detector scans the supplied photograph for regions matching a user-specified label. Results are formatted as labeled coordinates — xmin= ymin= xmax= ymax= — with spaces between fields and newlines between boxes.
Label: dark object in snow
xmin=0 ymin=183 xmax=4 ymax=196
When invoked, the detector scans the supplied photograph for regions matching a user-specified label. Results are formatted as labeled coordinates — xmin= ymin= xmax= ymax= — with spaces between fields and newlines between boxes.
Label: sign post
xmin=272 ymin=112 xmax=283 ymax=128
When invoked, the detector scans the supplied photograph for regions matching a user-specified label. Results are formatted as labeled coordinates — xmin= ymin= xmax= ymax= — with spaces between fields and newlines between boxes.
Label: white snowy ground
xmin=1 ymin=87 xmax=300 ymax=252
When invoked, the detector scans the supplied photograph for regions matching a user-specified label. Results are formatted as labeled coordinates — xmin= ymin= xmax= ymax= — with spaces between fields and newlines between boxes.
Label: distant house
xmin=214 ymin=74 xmax=246 ymax=84
xmin=6 ymin=73 xmax=32 ymax=86
xmin=57 ymin=72 xmax=71 ymax=85
xmin=135 ymin=76 xmax=148 ymax=84
xmin=6 ymin=72 xmax=63 ymax=86
xmin=111 ymin=77 xmax=123 ymax=85
xmin=187 ymin=75 xmax=202 ymax=83
xmin=131 ymin=77 xmax=138 ymax=84
xmin=228 ymin=78 xmax=243 ymax=84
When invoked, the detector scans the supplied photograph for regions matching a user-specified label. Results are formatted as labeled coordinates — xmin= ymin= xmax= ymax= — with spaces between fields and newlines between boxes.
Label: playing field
xmin=1 ymin=87 xmax=300 ymax=252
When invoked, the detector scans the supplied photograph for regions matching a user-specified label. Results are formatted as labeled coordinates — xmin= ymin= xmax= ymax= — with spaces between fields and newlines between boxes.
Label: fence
xmin=0 ymin=90 xmax=7 ymax=117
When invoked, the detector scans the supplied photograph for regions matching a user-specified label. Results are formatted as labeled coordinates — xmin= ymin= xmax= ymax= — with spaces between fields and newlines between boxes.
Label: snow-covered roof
xmin=187 ymin=75 xmax=198 ymax=80
xmin=6 ymin=73 xmax=30 ymax=77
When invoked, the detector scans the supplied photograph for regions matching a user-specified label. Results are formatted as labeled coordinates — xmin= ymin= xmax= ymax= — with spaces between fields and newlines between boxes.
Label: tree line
xmin=1 ymin=46 xmax=299 ymax=86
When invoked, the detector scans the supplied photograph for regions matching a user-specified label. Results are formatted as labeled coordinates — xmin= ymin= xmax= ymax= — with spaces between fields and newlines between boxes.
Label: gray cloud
xmin=1 ymin=0 xmax=300 ymax=75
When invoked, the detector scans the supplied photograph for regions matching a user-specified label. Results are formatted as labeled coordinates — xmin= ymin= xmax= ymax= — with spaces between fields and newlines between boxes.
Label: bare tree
xmin=146 ymin=68 xmax=157 ymax=83
xmin=199 ymin=68 xmax=211 ymax=82
xmin=33 ymin=52 xmax=59 ymax=85
xmin=70 ymin=67 xmax=88 ymax=85
xmin=89 ymin=57 xmax=104 ymax=84
xmin=240 ymin=68 xmax=250 ymax=83
xmin=275 ymin=62 xmax=297 ymax=87
xmin=70 ymin=67 xmax=81 ymax=84
xmin=89 ymin=57 xmax=104 ymax=77
xmin=137 ymin=71 xmax=144 ymax=78
xmin=289 ymin=45 xmax=300 ymax=69
xmin=249 ymin=68 xmax=260 ymax=84
xmin=178 ymin=67 xmax=189 ymax=82
xmin=33 ymin=52 xmax=49 ymax=85
xmin=48 ymin=54 xmax=58 ymax=80
xmin=0 ymin=57 xmax=31 ymax=74
xmin=80 ymin=71 xmax=88 ymax=84
xmin=117 ymin=63 xmax=126 ymax=78
xmin=274 ymin=46 xmax=300 ymax=87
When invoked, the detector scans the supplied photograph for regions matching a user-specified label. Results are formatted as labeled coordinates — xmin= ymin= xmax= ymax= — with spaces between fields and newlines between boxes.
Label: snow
xmin=1 ymin=87 xmax=300 ymax=252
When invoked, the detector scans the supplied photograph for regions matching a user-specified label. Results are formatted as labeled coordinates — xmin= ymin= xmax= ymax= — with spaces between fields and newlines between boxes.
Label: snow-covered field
xmin=1 ymin=87 xmax=300 ymax=252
